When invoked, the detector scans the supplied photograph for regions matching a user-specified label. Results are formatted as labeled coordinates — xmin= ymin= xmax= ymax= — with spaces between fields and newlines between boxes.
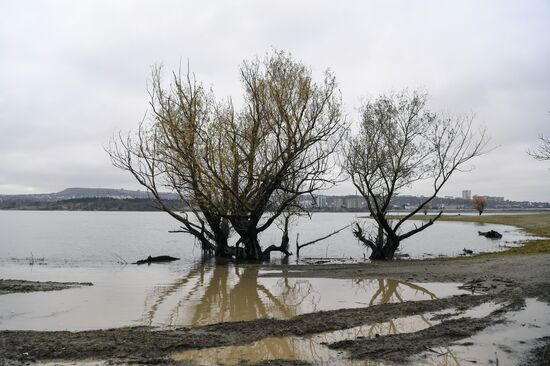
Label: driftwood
xmin=134 ymin=255 xmax=180 ymax=265
xmin=478 ymin=230 xmax=502 ymax=239
xmin=295 ymin=224 xmax=351 ymax=258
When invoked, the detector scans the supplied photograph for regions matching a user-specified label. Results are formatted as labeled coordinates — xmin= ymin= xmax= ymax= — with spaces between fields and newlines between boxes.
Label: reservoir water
xmin=0 ymin=210 xmax=537 ymax=331
xmin=0 ymin=211 xmax=533 ymax=265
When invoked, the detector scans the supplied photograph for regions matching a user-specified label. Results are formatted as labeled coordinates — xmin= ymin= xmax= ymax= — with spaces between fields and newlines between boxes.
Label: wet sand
xmin=1 ymin=253 xmax=550 ymax=365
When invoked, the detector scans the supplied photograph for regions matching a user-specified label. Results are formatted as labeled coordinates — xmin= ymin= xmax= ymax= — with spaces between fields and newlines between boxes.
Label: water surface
xmin=0 ymin=210 xmax=537 ymax=331
xmin=0 ymin=211 xmax=533 ymax=265
xmin=0 ymin=263 xmax=467 ymax=330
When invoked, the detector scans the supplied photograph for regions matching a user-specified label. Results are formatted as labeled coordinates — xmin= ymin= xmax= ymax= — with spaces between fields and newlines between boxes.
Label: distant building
xmin=316 ymin=195 xmax=327 ymax=208
xmin=333 ymin=197 xmax=344 ymax=208
xmin=485 ymin=196 xmax=505 ymax=203
xmin=344 ymin=196 xmax=367 ymax=209
xmin=462 ymin=190 xmax=472 ymax=200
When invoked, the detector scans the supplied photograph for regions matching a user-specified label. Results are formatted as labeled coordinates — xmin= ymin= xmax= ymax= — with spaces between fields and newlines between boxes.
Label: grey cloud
xmin=0 ymin=0 xmax=549 ymax=200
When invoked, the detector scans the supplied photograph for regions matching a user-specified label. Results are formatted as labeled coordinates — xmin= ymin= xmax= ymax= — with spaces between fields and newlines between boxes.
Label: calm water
xmin=0 ymin=211 xmax=534 ymax=265
xmin=0 ymin=210 xmax=537 ymax=331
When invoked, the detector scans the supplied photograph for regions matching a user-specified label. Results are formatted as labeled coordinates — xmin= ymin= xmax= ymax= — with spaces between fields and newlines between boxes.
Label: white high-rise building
xmin=462 ymin=190 xmax=472 ymax=200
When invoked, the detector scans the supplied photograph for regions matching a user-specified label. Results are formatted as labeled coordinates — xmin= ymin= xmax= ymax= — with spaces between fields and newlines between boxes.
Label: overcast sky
xmin=1 ymin=0 xmax=549 ymax=201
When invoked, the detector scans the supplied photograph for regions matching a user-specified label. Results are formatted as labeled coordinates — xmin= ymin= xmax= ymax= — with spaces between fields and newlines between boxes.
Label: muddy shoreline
xmin=0 ymin=279 xmax=92 ymax=295
xmin=1 ymin=254 xmax=550 ymax=365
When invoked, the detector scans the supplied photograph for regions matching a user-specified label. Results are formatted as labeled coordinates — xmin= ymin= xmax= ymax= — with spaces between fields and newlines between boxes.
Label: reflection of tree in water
xmin=143 ymin=263 xmax=318 ymax=363
xmin=142 ymin=263 xmax=314 ymax=327
xmin=298 ymin=278 xmax=440 ymax=342
xmin=422 ymin=348 xmax=462 ymax=366
xmin=312 ymin=278 xmax=459 ymax=364
xmin=144 ymin=269 xmax=458 ymax=364
xmin=174 ymin=336 xmax=317 ymax=365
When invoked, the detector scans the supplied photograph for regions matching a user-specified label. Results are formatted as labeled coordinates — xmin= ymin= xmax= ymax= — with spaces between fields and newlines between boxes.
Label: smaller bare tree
xmin=345 ymin=90 xmax=488 ymax=260
xmin=422 ymin=202 xmax=431 ymax=215
xmin=472 ymin=195 xmax=487 ymax=215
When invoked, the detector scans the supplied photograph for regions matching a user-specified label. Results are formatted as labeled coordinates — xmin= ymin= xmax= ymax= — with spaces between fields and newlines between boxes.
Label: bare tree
xmin=202 ymin=51 xmax=346 ymax=260
xmin=422 ymin=202 xmax=431 ymax=215
xmin=528 ymin=134 xmax=550 ymax=161
xmin=472 ymin=195 xmax=487 ymax=215
xmin=109 ymin=50 xmax=345 ymax=261
xmin=108 ymin=66 xmax=232 ymax=257
xmin=345 ymin=91 xmax=488 ymax=260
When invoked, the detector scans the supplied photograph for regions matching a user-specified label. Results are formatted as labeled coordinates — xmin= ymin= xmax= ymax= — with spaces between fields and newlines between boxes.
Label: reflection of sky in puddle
xmin=0 ymin=264 xmax=467 ymax=331
xmin=172 ymin=314 xmax=437 ymax=366
xmin=173 ymin=336 xmax=370 ymax=365
xmin=414 ymin=298 xmax=550 ymax=366
xmin=173 ymin=299 xmax=550 ymax=366
xmin=172 ymin=312 xmax=452 ymax=365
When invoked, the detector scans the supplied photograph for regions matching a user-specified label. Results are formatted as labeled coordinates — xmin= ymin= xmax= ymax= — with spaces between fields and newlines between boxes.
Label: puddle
xmin=429 ymin=301 xmax=504 ymax=322
xmin=173 ymin=302 xmax=494 ymax=366
xmin=0 ymin=264 xmax=468 ymax=330
xmin=173 ymin=311 xmax=450 ymax=365
xmin=172 ymin=316 xmax=434 ymax=366
xmin=173 ymin=300 xmax=546 ymax=366
xmin=413 ymin=298 xmax=550 ymax=366
xmin=144 ymin=266 xmax=467 ymax=328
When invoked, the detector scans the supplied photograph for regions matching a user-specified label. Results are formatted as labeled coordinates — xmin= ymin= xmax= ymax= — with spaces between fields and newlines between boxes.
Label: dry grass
xmin=410 ymin=213 xmax=550 ymax=257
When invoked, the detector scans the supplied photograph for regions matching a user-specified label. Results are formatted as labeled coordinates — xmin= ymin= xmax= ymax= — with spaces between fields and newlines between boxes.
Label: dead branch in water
xmin=295 ymin=224 xmax=351 ymax=258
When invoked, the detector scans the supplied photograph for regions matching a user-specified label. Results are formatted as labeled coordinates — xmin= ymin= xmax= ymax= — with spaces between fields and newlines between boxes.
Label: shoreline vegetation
xmin=1 ymin=213 xmax=550 ymax=365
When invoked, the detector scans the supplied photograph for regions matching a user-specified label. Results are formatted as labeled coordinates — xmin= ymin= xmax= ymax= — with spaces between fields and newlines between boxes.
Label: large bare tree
xmin=109 ymin=67 xmax=232 ymax=257
xmin=109 ymin=51 xmax=345 ymax=260
xmin=345 ymin=91 xmax=488 ymax=260
xmin=200 ymin=51 xmax=345 ymax=260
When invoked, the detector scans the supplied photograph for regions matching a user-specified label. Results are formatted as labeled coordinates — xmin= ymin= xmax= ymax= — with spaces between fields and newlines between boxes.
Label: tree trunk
xmin=368 ymin=248 xmax=386 ymax=260
xmin=238 ymin=233 xmax=265 ymax=261
xmin=369 ymin=235 xmax=399 ymax=261
xmin=213 ymin=230 xmax=231 ymax=258
xmin=263 ymin=228 xmax=292 ymax=260
xmin=368 ymin=224 xmax=387 ymax=260
xmin=383 ymin=236 xmax=400 ymax=260
xmin=230 ymin=216 xmax=268 ymax=261
xmin=203 ymin=213 xmax=231 ymax=258
xmin=213 ymin=220 xmax=232 ymax=258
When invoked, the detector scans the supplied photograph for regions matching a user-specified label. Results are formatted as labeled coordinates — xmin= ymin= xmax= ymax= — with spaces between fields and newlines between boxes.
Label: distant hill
xmin=0 ymin=197 xmax=184 ymax=211
xmin=0 ymin=187 xmax=548 ymax=212
xmin=0 ymin=187 xmax=178 ymax=203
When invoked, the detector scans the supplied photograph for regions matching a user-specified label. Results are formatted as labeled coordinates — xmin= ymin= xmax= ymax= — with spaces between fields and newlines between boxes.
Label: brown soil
xmin=521 ymin=336 xmax=550 ymax=366
xmin=0 ymin=279 xmax=93 ymax=295
xmin=261 ymin=253 xmax=550 ymax=288
xmin=1 ymin=254 xmax=550 ymax=365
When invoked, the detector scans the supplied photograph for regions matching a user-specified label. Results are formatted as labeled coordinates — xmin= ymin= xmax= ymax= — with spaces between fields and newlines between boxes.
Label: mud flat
xmin=0 ymin=279 xmax=92 ymax=295
xmin=2 ymin=253 xmax=550 ymax=365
